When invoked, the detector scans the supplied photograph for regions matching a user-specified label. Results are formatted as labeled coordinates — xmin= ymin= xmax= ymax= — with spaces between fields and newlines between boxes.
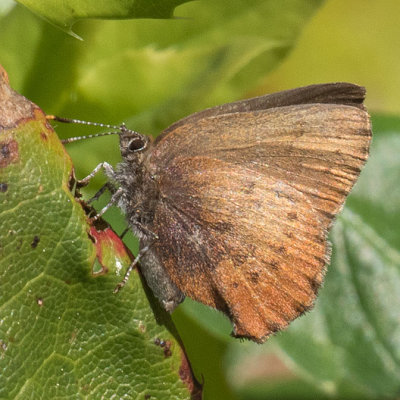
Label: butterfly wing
xmin=145 ymin=85 xmax=371 ymax=342
xmin=158 ymin=82 xmax=366 ymax=138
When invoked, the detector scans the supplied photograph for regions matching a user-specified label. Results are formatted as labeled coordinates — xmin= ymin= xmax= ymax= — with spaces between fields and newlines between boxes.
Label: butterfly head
xmin=119 ymin=124 xmax=151 ymax=163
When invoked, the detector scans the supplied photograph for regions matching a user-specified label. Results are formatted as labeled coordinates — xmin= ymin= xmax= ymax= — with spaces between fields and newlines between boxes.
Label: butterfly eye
xmin=128 ymin=137 xmax=146 ymax=152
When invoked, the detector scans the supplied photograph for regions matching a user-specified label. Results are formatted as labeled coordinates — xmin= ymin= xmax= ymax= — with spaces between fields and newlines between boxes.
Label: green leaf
xmin=16 ymin=0 xmax=192 ymax=37
xmin=0 ymin=67 xmax=199 ymax=399
xmin=1 ymin=1 xmax=324 ymax=128
xmin=273 ymin=116 xmax=400 ymax=398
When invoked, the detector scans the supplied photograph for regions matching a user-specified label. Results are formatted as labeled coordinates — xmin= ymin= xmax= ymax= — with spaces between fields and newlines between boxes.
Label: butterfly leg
xmin=114 ymin=240 xmax=184 ymax=312
xmin=91 ymin=187 xmax=124 ymax=221
xmin=76 ymin=161 xmax=115 ymax=187
xmin=87 ymin=182 xmax=117 ymax=204
xmin=113 ymin=244 xmax=150 ymax=293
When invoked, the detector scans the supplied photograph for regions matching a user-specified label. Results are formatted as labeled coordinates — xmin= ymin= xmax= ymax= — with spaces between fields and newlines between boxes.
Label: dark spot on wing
xmin=309 ymin=276 xmax=321 ymax=295
xmin=319 ymin=209 xmax=335 ymax=220
xmin=243 ymin=181 xmax=256 ymax=194
xmin=274 ymin=189 xmax=294 ymax=203
xmin=314 ymin=255 xmax=327 ymax=265
xmin=287 ymin=212 xmax=297 ymax=220
xmin=294 ymin=301 xmax=313 ymax=316
xmin=232 ymin=252 xmax=248 ymax=265
xmin=213 ymin=221 xmax=233 ymax=233
xmin=285 ymin=231 xmax=294 ymax=239
xmin=277 ymin=246 xmax=286 ymax=254
xmin=345 ymin=165 xmax=362 ymax=174
xmin=269 ymin=260 xmax=279 ymax=271
xmin=249 ymin=271 xmax=259 ymax=284
xmin=248 ymin=243 xmax=257 ymax=254
xmin=313 ymin=234 xmax=325 ymax=244
xmin=268 ymin=322 xmax=282 ymax=333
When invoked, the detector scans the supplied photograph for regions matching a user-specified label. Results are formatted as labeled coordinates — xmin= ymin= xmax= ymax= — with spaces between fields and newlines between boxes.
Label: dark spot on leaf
xmin=0 ymin=182 xmax=7 ymax=192
xmin=154 ymin=338 xmax=172 ymax=357
xmin=0 ymin=140 xmax=19 ymax=167
xmin=31 ymin=235 xmax=40 ymax=249
xmin=144 ymin=395 xmax=151 ymax=400
xmin=16 ymin=238 xmax=22 ymax=250
xmin=163 ymin=343 xmax=172 ymax=357
xmin=80 ymin=384 xmax=90 ymax=394
xmin=69 ymin=330 xmax=77 ymax=344
xmin=1 ymin=143 xmax=10 ymax=157
xmin=287 ymin=211 xmax=297 ymax=220
xmin=0 ymin=340 xmax=7 ymax=355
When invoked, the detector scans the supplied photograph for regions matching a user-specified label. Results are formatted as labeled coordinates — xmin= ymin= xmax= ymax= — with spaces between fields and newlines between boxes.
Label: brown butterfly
xmin=63 ymin=83 xmax=372 ymax=343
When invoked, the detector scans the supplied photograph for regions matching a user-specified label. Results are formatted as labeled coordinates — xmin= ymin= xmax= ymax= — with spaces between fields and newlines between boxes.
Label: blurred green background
xmin=1 ymin=0 xmax=399 ymax=399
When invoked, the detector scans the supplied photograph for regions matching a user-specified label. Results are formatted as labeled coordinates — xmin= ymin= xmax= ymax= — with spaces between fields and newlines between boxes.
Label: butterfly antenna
xmin=46 ymin=115 xmax=122 ymax=144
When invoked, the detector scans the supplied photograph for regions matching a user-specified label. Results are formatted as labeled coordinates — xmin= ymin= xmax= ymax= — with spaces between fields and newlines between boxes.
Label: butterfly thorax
xmin=115 ymin=132 xmax=159 ymax=239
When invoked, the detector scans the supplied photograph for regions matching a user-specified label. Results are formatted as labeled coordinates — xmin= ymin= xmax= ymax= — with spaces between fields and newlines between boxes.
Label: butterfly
xmin=65 ymin=83 xmax=372 ymax=343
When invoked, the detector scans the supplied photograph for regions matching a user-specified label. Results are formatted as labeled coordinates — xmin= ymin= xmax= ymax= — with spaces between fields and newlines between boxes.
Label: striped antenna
xmin=46 ymin=115 xmax=122 ymax=144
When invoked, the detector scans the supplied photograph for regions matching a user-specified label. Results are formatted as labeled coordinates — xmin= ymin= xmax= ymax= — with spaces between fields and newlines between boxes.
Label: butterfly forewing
xmin=144 ymin=86 xmax=371 ymax=342
xmin=158 ymin=82 xmax=366 ymax=138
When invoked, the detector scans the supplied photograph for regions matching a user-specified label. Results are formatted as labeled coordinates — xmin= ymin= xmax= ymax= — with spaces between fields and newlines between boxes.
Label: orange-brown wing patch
xmin=151 ymin=158 xmax=326 ymax=342
xmin=151 ymin=104 xmax=371 ymax=229
xmin=148 ymin=103 xmax=371 ymax=342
